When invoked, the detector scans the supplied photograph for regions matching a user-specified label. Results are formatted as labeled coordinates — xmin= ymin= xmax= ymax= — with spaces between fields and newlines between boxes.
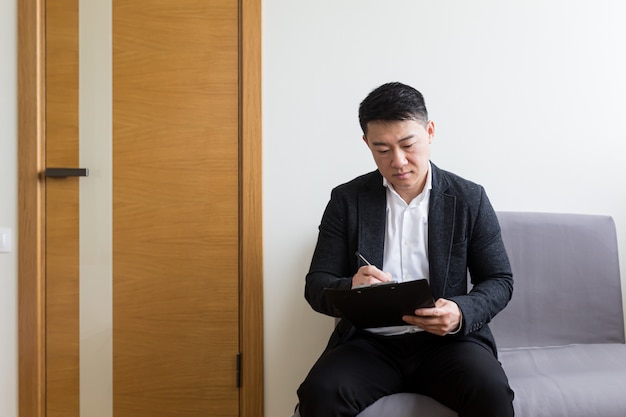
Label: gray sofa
xmin=293 ymin=211 xmax=626 ymax=417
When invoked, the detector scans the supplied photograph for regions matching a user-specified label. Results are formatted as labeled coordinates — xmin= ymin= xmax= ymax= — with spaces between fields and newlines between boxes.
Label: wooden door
xmin=44 ymin=1 xmax=80 ymax=415
xmin=17 ymin=0 xmax=263 ymax=416
xmin=113 ymin=1 xmax=240 ymax=415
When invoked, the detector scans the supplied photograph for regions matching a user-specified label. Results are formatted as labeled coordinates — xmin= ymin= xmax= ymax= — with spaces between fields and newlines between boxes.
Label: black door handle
xmin=44 ymin=168 xmax=89 ymax=178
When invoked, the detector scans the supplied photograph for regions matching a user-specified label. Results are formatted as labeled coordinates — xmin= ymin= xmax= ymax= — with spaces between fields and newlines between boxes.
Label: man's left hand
xmin=402 ymin=298 xmax=462 ymax=336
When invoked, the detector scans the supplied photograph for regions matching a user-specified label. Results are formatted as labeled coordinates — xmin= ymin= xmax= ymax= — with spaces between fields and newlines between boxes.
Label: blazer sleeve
xmin=304 ymin=187 xmax=356 ymax=317
xmin=447 ymin=187 xmax=513 ymax=336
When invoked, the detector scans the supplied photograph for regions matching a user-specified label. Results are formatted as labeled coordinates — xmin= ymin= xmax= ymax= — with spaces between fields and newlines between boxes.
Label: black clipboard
xmin=324 ymin=279 xmax=435 ymax=329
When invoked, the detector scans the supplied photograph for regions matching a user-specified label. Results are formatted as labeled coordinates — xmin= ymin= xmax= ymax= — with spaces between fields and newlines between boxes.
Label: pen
xmin=355 ymin=251 xmax=372 ymax=266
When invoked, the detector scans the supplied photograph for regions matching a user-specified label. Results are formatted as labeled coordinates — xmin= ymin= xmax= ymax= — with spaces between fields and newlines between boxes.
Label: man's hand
xmin=402 ymin=298 xmax=462 ymax=336
xmin=351 ymin=265 xmax=393 ymax=288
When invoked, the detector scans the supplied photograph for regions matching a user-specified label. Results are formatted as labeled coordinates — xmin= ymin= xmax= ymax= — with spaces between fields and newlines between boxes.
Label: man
xmin=297 ymin=82 xmax=514 ymax=417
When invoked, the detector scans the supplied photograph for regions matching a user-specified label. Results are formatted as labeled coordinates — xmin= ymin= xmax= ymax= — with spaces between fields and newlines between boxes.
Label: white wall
xmin=263 ymin=1 xmax=626 ymax=416
xmin=0 ymin=0 xmax=17 ymax=416
xmin=3 ymin=1 xmax=626 ymax=417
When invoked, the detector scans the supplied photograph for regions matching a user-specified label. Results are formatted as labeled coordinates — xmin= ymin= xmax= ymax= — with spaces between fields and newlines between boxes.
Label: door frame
xmin=17 ymin=0 xmax=264 ymax=416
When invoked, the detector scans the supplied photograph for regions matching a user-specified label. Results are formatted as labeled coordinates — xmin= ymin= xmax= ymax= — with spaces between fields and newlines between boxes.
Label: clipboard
xmin=324 ymin=279 xmax=435 ymax=329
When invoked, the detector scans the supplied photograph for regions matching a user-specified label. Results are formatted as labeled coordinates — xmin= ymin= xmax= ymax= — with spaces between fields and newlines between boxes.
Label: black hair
xmin=358 ymin=82 xmax=429 ymax=135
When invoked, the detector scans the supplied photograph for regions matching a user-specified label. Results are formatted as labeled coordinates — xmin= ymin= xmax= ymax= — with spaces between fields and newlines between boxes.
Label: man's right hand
xmin=352 ymin=265 xmax=393 ymax=288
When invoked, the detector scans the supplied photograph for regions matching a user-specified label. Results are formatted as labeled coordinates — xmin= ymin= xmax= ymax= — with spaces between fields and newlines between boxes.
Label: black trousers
xmin=297 ymin=331 xmax=514 ymax=417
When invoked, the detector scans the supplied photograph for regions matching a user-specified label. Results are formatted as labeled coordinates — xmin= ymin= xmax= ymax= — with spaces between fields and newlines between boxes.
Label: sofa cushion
xmin=292 ymin=392 xmax=457 ymax=417
xmin=501 ymin=343 xmax=626 ymax=417
xmin=492 ymin=212 xmax=625 ymax=348
xmin=356 ymin=392 xmax=457 ymax=417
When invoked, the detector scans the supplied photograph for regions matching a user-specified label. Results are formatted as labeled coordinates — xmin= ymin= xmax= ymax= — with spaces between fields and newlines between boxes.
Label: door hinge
xmin=236 ymin=352 xmax=242 ymax=388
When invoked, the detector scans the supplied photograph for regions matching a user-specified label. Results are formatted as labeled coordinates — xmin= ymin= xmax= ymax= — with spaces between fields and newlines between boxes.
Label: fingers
xmin=403 ymin=298 xmax=462 ymax=336
xmin=402 ymin=313 xmax=451 ymax=336
xmin=352 ymin=265 xmax=393 ymax=288
xmin=414 ymin=298 xmax=455 ymax=317
xmin=363 ymin=265 xmax=393 ymax=281
xmin=402 ymin=315 xmax=448 ymax=336
xmin=414 ymin=306 xmax=440 ymax=317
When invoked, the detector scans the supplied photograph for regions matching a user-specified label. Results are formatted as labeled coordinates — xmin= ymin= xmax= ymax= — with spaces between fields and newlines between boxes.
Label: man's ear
xmin=362 ymin=135 xmax=369 ymax=146
xmin=426 ymin=120 xmax=435 ymax=143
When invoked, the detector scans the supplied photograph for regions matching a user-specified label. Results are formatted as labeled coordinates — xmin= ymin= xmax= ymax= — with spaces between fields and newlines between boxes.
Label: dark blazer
xmin=305 ymin=163 xmax=513 ymax=356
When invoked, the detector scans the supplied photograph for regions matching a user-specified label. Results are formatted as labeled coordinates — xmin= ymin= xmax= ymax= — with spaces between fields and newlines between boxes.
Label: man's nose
xmin=391 ymin=150 xmax=407 ymax=168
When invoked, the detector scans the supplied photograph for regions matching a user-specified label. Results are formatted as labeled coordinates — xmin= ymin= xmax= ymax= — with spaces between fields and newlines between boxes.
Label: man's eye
xmin=403 ymin=143 xmax=415 ymax=149
xmin=377 ymin=150 xmax=389 ymax=155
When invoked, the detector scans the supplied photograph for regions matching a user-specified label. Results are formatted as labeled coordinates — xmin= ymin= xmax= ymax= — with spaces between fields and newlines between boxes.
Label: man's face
xmin=363 ymin=119 xmax=435 ymax=203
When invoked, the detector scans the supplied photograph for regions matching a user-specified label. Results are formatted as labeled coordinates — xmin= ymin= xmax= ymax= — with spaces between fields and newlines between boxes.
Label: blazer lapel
xmin=428 ymin=170 xmax=457 ymax=299
xmin=354 ymin=166 xmax=457 ymax=299
xmin=357 ymin=174 xmax=386 ymax=269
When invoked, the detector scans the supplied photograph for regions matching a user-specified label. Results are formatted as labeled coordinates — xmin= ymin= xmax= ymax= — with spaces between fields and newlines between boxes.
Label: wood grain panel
xmin=239 ymin=0 xmax=264 ymax=415
xmin=44 ymin=0 xmax=80 ymax=416
xmin=17 ymin=0 xmax=46 ymax=416
xmin=113 ymin=1 xmax=240 ymax=416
